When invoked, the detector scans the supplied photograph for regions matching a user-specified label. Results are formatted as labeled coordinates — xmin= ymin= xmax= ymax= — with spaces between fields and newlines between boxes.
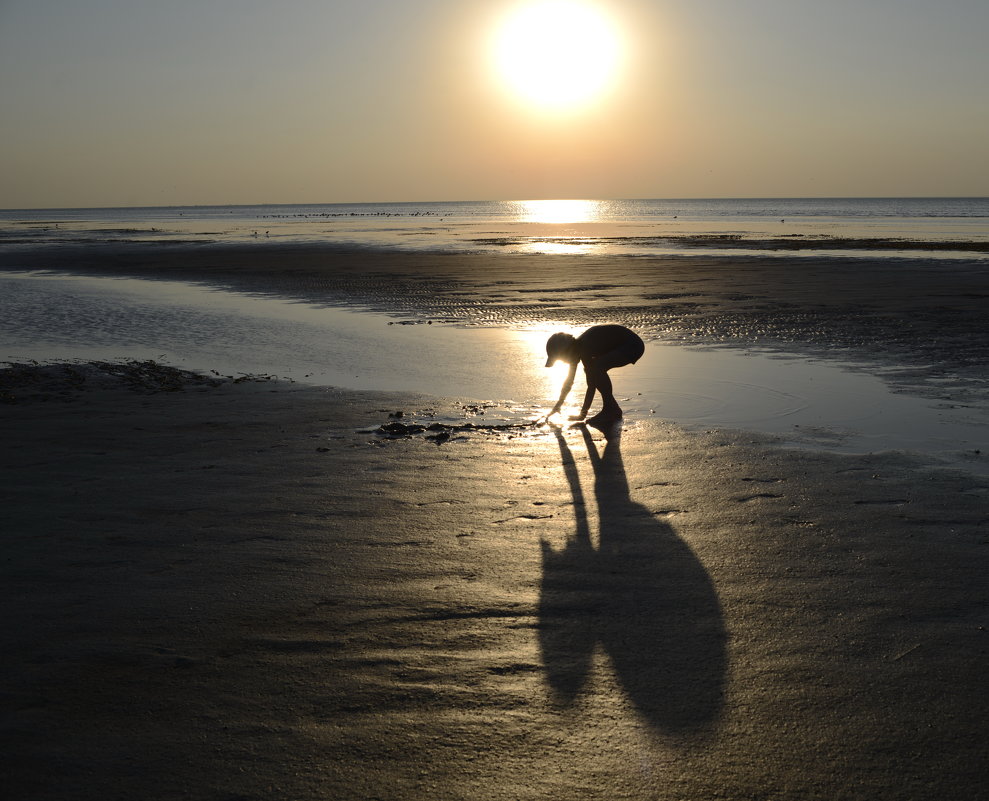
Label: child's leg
xmin=585 ymin=363 xmax=622 ymax=418
xmin=584 ymin=337 xmax=643 ymax=422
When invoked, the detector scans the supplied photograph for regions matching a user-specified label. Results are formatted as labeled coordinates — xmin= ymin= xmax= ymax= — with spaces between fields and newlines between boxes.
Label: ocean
xmin=2 ymin=197 xmax=987 ymax=259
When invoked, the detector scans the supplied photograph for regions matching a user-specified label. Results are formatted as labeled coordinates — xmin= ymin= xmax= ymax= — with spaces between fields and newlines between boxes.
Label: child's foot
xmin=586 ymin=408 xmax=622 ymax=427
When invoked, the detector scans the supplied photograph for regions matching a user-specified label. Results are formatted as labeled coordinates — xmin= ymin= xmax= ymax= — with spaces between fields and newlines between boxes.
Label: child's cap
xmin=545 ymin=332 xmax=573 ymax=367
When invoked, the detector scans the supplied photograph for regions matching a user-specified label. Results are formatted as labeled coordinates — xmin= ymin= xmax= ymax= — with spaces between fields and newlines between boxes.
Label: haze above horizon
xmin=1 ymin=0 xmax=986 ymax=209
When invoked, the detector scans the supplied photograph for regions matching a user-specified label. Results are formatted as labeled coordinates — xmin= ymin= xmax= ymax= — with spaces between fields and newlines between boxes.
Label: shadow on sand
xmin=538 ymin=423 xmax=728 ymax=738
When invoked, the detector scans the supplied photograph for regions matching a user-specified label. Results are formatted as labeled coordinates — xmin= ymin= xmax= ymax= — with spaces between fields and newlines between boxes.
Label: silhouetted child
xmin=543 ymin=324 xmax=645 ymax=425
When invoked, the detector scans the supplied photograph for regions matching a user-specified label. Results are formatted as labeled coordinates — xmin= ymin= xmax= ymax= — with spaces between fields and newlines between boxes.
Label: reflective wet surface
xmin=2 ymin=271 xmax=986 ymax=469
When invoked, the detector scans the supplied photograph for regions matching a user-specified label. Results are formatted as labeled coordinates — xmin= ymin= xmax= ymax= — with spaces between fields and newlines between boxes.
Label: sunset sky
xmin=1 ymin=0 xmax=986 ymax=208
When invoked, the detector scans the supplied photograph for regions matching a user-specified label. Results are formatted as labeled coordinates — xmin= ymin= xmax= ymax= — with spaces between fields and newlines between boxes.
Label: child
xmin=544 ymin=324 xmax=645 ymax=425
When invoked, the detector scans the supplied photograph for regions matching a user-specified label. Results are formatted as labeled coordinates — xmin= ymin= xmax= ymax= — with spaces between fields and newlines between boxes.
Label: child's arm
xmin=570 ymin=383 xmax=596 ymax=421
xmin=549 ymin=362 xmax=578 ymax=417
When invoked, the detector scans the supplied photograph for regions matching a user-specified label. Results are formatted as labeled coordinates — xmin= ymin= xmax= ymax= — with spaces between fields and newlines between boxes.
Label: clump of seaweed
xmin=366 ymin=417 xmax=537 ymax=446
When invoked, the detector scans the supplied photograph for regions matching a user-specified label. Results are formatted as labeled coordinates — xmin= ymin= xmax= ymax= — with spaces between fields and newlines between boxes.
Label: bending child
xmin=543 ymin=324 xmax=645 ymax=426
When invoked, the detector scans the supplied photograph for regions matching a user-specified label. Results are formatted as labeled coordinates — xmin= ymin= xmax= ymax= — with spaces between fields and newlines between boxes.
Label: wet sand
xmin=1 ymin=245 xmax=988 ymax=799
xmin=3 ymin=243 xmax=989 ymax=390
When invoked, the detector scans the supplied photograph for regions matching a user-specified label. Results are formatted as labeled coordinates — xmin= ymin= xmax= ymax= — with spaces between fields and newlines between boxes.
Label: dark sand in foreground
xmin=1 ymin=246 xmax=987 ymax=800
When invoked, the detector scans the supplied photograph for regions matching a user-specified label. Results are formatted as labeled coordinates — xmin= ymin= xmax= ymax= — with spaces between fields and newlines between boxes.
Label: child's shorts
xmin=593 ymin=333 xmax=645 ymax=371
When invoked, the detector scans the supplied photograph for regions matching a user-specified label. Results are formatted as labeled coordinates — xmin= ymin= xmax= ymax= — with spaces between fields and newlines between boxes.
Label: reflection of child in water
xmin=543 ymin=324 xmax=645 ymax=425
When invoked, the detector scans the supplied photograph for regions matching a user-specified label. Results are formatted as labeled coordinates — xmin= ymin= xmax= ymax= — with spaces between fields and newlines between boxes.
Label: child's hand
xmin=536 ymin=408 xmax=561 ymax=426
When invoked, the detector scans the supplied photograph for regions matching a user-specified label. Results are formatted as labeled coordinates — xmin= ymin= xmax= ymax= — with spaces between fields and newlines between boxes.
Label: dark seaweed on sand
xmin=0 ymin=359 xmax=275 ymax=403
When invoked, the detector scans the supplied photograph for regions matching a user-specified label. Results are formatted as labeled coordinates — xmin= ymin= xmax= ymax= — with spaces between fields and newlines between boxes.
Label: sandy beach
xmin=2 ymin=245 xmax=987 ymax=800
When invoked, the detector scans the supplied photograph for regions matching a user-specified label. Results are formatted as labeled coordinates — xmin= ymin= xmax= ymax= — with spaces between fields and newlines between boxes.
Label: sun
xmin=492 ymin=1 xmax=622 ymax=111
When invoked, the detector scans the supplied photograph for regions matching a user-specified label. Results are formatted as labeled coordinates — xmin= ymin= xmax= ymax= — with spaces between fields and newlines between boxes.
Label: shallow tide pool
xmin=2 ymin=271 xmax=986 ymax=471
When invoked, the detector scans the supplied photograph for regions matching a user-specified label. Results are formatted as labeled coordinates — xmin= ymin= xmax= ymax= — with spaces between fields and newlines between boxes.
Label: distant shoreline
xmin=3 ymin=197 xmax=987 ymax=259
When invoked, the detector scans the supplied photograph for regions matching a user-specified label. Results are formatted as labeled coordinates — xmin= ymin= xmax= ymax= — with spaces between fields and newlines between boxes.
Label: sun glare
xmin=492 ymin=1 xmax=622 ymax=111
xmin=519 ymin=325 xmax=580 ymax=404
xmin=517 ymin=198 xmax=602 ymax=224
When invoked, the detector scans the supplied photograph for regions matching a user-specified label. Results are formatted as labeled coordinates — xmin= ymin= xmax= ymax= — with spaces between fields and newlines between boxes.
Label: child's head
xmin=545 ymin=332 xmax=576 ymax=366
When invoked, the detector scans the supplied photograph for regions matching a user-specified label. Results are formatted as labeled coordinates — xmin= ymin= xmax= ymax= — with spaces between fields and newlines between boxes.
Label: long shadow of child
xmin=539 ymin=425 xmax=728 ymax=738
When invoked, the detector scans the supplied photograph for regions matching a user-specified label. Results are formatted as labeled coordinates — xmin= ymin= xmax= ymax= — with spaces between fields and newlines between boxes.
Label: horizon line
xmin=3 ymin=195 xmax=988 ymax=213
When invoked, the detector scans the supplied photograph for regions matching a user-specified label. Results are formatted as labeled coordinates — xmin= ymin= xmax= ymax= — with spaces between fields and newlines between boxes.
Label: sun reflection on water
xmin=519 ymin=240 xmax=598 ymax=255
xmin=515 ymin=323 xmax=584 ymax=413
xmin=515 ymin=199 xmax=603 ymax=224
xmin=511 ymin=200 xmax=605 ymax=254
